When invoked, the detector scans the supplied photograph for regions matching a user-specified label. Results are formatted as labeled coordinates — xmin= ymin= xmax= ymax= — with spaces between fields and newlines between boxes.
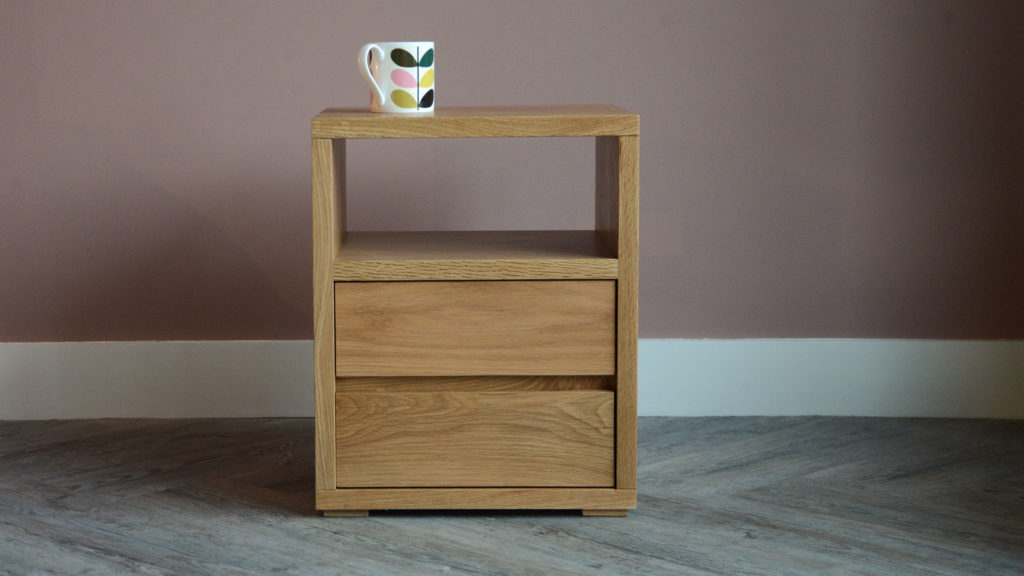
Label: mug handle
xmin=357 ymin=43 xmax=386 ymax=105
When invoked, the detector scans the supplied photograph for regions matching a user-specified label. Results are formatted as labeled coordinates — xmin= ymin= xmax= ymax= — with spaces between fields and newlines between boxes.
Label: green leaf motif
xmin=390 ymin=49 xmax=418 ymax=68
xmin=391 ymin=90 xmax=418 ymax=109
xmin=418 ymin=48 xmax=433 ymax=68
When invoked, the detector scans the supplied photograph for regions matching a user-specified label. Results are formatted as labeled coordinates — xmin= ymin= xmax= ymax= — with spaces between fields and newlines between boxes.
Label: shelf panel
xmin=312 ymin=105 xmax=638 ymax=139
xmin=333 ymin=230 xmax=618 ymax=281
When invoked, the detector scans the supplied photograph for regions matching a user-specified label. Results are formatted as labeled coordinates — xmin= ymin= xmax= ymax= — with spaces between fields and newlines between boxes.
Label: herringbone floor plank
xmin=0 ymin=417 xmax=1021 ymax=575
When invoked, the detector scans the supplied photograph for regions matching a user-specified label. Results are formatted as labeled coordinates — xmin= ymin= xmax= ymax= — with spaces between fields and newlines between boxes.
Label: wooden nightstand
xmin=312 ymin=105 xmax=638 ymax=516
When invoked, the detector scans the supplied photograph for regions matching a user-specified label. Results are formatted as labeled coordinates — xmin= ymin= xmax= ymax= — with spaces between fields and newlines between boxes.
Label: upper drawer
xmin=335 ymin=280 xmax=615 ymax=377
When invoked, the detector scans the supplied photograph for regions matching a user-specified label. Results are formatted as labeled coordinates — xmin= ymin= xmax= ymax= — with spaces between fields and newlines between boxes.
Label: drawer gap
xmin=336 ymin=375 xmax=614 ymax=393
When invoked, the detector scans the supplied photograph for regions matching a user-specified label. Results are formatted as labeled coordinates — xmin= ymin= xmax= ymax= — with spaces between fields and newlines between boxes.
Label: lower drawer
xmin=335 ymin=389 xmax=615 ymax=488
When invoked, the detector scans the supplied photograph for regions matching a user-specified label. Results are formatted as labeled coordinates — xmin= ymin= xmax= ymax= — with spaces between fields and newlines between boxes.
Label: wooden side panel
xmin=615 ymin=135 xmax=640 ymax=490
xmin=312 ymin=138 xmax=345 ymax=490
xmin=595 ymin=136 xmax=620 ymax=254
xmin=335 ymin=281 xmax=616 ymax=377
xmin=317 ymin=488 xmax=636 ymax=511
xmin=335 ymin=391 xmax=615 ymax=487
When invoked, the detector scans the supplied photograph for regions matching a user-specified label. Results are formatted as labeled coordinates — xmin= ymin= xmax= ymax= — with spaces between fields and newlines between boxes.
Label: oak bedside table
xmin=312 ymin=105 xmax=638 ymax=516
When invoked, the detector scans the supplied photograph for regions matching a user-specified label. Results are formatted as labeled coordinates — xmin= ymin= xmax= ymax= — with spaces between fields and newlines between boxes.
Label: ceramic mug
xmin=357 ymin=41 xmax=435 ymax=113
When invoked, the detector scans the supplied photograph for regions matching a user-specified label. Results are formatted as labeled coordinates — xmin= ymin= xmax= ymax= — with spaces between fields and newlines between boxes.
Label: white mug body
xmin=357 ymin=41 xmax=435 ymax=113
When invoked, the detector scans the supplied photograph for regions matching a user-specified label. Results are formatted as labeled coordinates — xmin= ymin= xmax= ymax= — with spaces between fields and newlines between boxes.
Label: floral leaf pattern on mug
xmin=391 ymin=69 xmax=417 ymax=88
xmin=391 ymin=47 xmax=434 ymax=69
xmin=386 ymin=45 xmax=434 ymax=110
xmin=418 ymin=48 xmax=433 ymax=68
xmin=419 ymin=89 xmax=434 ymax=108
xmin=419 ymin=68 xmax=434 ymax=88
xmin=390 ymin=49 xmax=418 ymax=67
xmin=391 ymin=90 xmax=418 ymax=109
xmin=391 ymin=89 xmax=434 ymax=109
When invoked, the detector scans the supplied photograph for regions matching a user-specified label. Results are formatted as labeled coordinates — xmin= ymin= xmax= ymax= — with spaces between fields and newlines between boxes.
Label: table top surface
xmin=312 ymin=105 xmax=639 ymax=139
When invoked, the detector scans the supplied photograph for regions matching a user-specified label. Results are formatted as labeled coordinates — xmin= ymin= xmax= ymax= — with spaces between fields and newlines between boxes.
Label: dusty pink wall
xmin=1 ymin=0 xmax=1021 ymax=341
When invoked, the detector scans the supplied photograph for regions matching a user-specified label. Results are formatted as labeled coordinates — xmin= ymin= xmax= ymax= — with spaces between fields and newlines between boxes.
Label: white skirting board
xmin=1 ymin=339 xmax=1021 ymax=419
xmin=640 ymin=339 xmax=1023 ymax=418
xmin=0 ymin=341 xmax=313 ymax=420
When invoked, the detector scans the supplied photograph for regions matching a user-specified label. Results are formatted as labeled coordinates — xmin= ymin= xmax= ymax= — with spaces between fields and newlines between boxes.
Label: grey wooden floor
xmin=1 ymin=417 xmax=1021 ymax=575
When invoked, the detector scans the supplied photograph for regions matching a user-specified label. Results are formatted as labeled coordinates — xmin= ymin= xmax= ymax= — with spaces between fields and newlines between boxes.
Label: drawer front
xmin=335 ymin=280 xmax=615 ymax=377
xmin=335 ymin=390 xmax=615 ymax=487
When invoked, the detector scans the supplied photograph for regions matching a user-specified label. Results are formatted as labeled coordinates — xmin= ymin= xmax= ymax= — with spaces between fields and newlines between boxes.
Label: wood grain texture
xmin=615 ymin=135 xmax=640 ymax=491
xmin=317 ymin=488 xmax=636 ymax=511
xmin=311 ymin=138 xmax=344 ymax=489
xmin=336 ymin=375 xmax=614 ymax=393
xmin=312 ymin=105 xmax=639 ymax=139
xmin=335 ymin=391 xmax=615 ymax=487
xmin=335 ymin=281 xmax=616 ymax=377
xmin=334 ymin=230 xmax=618 ymax=281
xmin=596 ymin=133 xmax=639 ymax=491
xmin=315 ymin=106 xmax=638 ymax=513
xmin=2 ymin=418 xmax=1022 ymax=574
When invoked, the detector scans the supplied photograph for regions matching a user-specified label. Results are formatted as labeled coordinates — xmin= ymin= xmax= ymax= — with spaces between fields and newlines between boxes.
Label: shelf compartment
xmin=333 ymin=230 xmax=618 ymax=281
xmin=335 ymin=390 xmax=615 ymax=487
xmin=335 ymin=280 xmax=616 ymax=377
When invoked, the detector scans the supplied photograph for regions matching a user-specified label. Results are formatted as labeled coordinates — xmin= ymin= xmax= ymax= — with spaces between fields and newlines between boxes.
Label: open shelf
xmin=333 ymin=230 xmax=618 ymax=281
